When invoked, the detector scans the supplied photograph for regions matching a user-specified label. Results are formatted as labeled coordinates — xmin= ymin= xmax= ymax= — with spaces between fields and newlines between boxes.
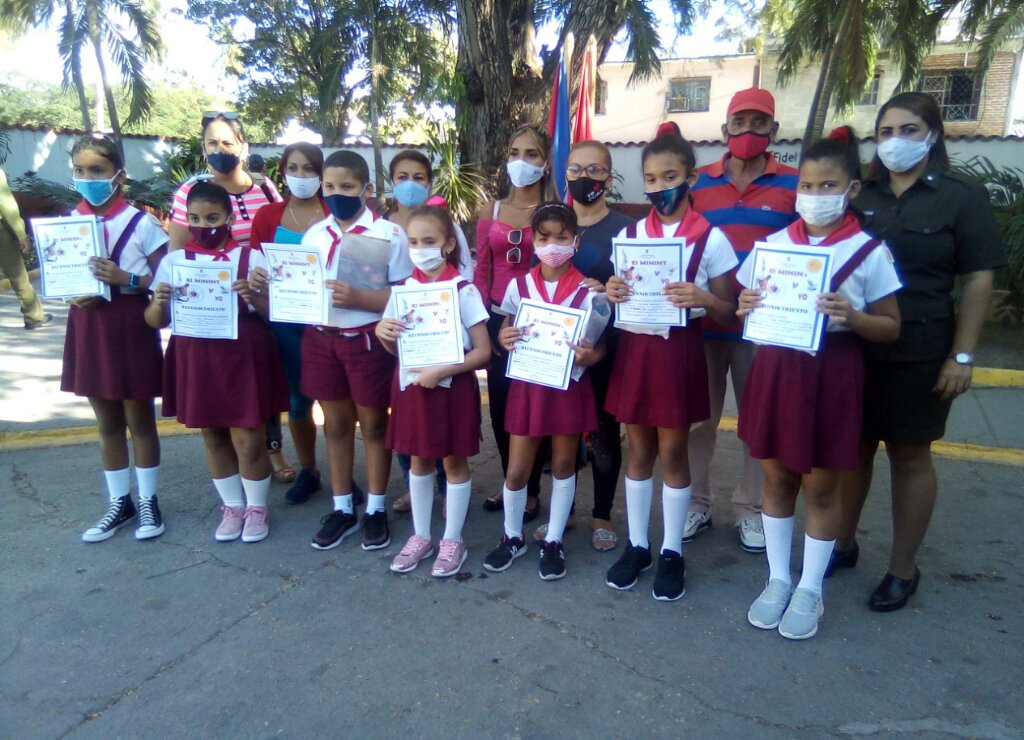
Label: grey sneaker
xmin=747 ymin=579 xmax=794 ymax=629
xmin=682 ymin=510 xmax=712 ymax=542
xmin=778 ymin=587 xmax=824 ymax=640
xmin=737 ymin=516 xmax=766 ymax=552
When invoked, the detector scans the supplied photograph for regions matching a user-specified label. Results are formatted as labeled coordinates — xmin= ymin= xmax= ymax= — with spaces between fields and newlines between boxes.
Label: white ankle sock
xmin=333 ymin=494 xmax=353 ymax=513
xmin=443 ymin=479 xmax=472 ymax=541
xmin=213 ymin=475 xmax=244 ymax=508
xmin=135 ymin=466 xmax=159 ymax=500
xmin=241 ymin=475 xmax=270 ymax=508
xmin=545 ymin=475 xmax=576 ymax=543
xmin=762 ymin=513 xmax=795 ymax=585
xmin=661 ymin=483 xmax=691 ymax=555
xmin=503 ymin=484 xmax=528 ymax=539
xmin=625 ymin=477 xmax=653 ymax=549
xmin=409 ymin=472 xmax=434 ymax=539
xmin=366 ymin=493 xmax=386 ymax=515
xmin=104 ymin=468 xmax=130 ymax=502
xmin=797 ymin=534 xmax=836 ymax=595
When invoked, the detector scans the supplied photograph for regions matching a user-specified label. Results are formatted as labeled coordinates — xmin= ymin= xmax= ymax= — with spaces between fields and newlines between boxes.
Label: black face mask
xmin=206 ymin=152 xmax=241 ymax=175
xmin=567 ymin=176 xmax=607 ymax=204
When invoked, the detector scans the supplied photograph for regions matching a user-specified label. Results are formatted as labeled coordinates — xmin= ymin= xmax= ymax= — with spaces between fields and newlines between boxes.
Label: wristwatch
xmin=952 ymin=352 xmax=975 ymax=366
xmin=128 ymin=273 xmax=140 ymax=290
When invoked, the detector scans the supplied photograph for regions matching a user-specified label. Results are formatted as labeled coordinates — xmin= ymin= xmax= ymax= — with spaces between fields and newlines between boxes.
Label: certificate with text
xmin=742 ymin=243 xmax=834 ymax=352
xmin=393 ymin=280 xmax=465 ymax=369
xmin=170 ymin=262 xmax=238 ymax=340
xmin=505 ymin=298 xmax=587 ymax=391
xmin=611 ymin=238 xmax=685 ymax=326
xmin=31 ymin=215 xmax=110 ymax=300
xmin=264 ymin=244 xmax=330 ymax=325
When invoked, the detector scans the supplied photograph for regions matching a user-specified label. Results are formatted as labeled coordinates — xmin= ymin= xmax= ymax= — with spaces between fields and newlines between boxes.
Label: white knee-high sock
xmin=797 ymin=534 xmax=835 ymax=595
xmin=442 ymin=479 xmax=472 ymax=541
xmin=104 ymin=468 xmax=130 ymax=502
xmin=241 ymin=475 xmax=271 ymax=508
xmin=545 ymin=475 xmax=576 ymax=543
xmin=503 ymin=484 xmax=528 ymax=539
xmin=213 ymin=475 xmax=244 ymax=508
xmin=409 ymin=471 xmax=434 ymax=540
xmin=625 ymin=477 xmax=653 ymax=549
xmin=661 ymin=483 xmax=691 ymax=555
xmin=762 ymin=513 xmax=795 ymax=585
xmin=135 ymin=466 xmax=159 ymax=501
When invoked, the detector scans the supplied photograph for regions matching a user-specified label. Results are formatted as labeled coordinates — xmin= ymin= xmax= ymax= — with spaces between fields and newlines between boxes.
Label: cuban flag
xmin=548 ymin=50 xmax=571 ymax=201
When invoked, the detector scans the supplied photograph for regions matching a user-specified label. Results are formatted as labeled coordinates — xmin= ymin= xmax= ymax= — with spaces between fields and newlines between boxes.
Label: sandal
xmin=592 ymin=527 xmax=618 ymax=552
xmin=482 ymin=493 xmax=503 ymax=512
xmin=392 ymin=493 xmax=411 ymax=513
xmin=268 ymin=450 xmax=297 ymax=484
xmin=532 ymin=516 xmax=577 ymax=542
xmin=523 ymin=498 xmax=541 ymax=523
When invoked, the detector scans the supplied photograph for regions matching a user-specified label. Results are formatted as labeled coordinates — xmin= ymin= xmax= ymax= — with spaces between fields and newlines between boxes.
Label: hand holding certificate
xmin=263 ymin=244 xmax=329 ymax=325
xmin=741 ymin=243 xmax=834 ymax=352
xmin=505 ymin=298 xmax=587 ymax=391
xmin=392 ymin=280 xmax=465 ymax=371
xmin=170 ymin=262 xmax=238 ymax=340
xmin=611 ymin=238 xmax=685 ymax=326
xmin=31 ymin=215 xmax=110 ymax=300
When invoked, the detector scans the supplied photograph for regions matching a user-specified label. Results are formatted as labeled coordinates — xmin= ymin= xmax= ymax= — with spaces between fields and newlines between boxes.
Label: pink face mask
xmin=534 ymin=241 xmax=576 ymax=268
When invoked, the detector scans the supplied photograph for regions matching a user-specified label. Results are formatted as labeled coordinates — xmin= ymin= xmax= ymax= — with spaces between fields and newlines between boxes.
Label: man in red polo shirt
xmin=687 ymin=87 xmax=799 ymax=552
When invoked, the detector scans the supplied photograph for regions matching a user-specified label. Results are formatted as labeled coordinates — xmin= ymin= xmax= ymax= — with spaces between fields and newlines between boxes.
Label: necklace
xmin=286 ymin=200 xmax=322 ymax=232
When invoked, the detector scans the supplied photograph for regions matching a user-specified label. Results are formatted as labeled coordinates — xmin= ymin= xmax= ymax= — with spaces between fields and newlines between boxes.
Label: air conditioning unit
xmin=667 ymin=96 xmax=689 ymax=113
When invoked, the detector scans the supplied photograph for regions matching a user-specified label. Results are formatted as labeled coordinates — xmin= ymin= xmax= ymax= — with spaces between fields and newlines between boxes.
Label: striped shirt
xmin=170 ymin=175 xmax=282 ymax=250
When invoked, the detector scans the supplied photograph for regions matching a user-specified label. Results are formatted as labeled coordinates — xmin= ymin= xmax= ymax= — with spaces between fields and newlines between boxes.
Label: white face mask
xmin=876 ymin=131 xmax=933 ymax=173
xmin=285 ymin=174 xmax=321 ymax=200
xmin=795 ymin=184 xmax=853 ymax=228
xmin=409 ymin=247 xmax=447 ymax=272
xmin=506 ymin=159 xmax=545 ymax=188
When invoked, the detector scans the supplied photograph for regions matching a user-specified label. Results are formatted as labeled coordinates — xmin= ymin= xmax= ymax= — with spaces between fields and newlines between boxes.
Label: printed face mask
xmin=188 ymin=223 xmax=232 ymax=249
xmin=567 ymin=176 xmax=606 ymax=204
xmin=645 ymin=182 xmax=689 ymax=217
xmin=73 ymin=172 xmax=121 ymax=206
xmin=727 ymin=131 xmax=771 ymax=160
xmin=795 ymin=184 xmax=853 ymax=227
xmin=393 ymin=181 xmax=430 ymax=208
xmin=285 ymin=174 xmax=321 ymax=200
xmin=206 ymin=151 xmax=241 ymax=175
xmin=325 ymin=186 xmax=367 ymax=221
xmin=534 ymin=240 xmax=576 ymax=268
xmin=409 ymin=247 xmax=447 ymax=272
xmin=506 ymin=159 xmax=546 ymax=188
xmin=876 ymin=131 xmax=932 ymax=173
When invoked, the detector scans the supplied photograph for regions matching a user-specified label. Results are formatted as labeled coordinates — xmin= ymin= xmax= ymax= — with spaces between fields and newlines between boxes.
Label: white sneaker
xmin=748 ymin=579 xmax=793 ymax=629
xmin=778 ymin=588 xmax=824 ymax=640
xmin=737 ymin=516 xmax=766 ymax=552
xmin=682 ymin=510 xmax=712 ymax=542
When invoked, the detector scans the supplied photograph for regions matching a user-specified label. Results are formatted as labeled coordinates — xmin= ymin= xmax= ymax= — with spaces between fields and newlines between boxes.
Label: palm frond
xmin=622 ymin=0 xmax=663 ymax=85
xmin=11 ymin=174 xmax=80 ymax=210
xmin=102 ymin=23 xmax=154 ymax=126
xmin=974 ymin=4 xmax=1024 ymax=76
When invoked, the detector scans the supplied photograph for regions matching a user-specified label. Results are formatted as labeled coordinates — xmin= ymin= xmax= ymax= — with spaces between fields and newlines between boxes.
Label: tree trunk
xmin=369 ymin=25 xmax=386 ymax=213
xmin=89 ymin=25 xmax=125 ymax=161
xmin=65 ymin=0 xmax=92 ymax=130
xmin=802 ymin=43 xmax=835 ymax=146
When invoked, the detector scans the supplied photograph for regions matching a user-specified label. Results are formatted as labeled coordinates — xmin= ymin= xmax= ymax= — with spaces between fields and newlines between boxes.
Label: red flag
xmin=573 ymin=48 xmax=594 ymax=144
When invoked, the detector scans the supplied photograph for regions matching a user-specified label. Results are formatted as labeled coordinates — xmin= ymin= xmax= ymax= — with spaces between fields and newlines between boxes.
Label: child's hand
xmin=569 ymin=337 xmax=599 ymax=367
xmin=737 ymin=288 xmax=763 ymax=317
xmin=151 ymin=282 xmax=172 ymax=307
xmin=410 ymin=366 xmax=448 ymax=389
xmin=71 ymin=295 xmax=104 ymax=309
xmin=499 ymin=326 xmax=523 ymax=351
xmin=233 ymin=278 xmax=253 ymax=304
xmin=582 ymin=277 xmax=606 ymax=294
xmin=249 ymin=266 xmax=270 ymax=294
xmin=376 ymin=318 xmax=406 ymax=344
xmin=89 ymin=256 xmax=128 ymax=286
xmin=664 ymin=281 xmax=709 ymax=309
xmin=816 ymin=292 xmax=856 ymax=325
xmin=326 ymin=279 xmax=355 ymax=307
xmin=606 ymin=275 xmax=631 ymax=304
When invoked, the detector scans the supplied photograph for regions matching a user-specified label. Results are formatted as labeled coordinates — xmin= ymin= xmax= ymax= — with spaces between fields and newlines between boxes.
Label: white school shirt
xmin=75 ymin=204 xmax=168 ymax=278
xmin=453 ymin=223 xmax=474 ymax=280
xmin=498 ymin=271 xmax=611 ymax=382
xmin=152 ymin=245 xmax=268 ymax=315
xmin=611 ymin=218 xmax=738 ymax=337
xmin=383 ymin=275 xmax=488 ymax=390
xmin=301 ymin=209 xmax=414 ymax=328
xmin=737 ymin=226 xmax=902 ymax=333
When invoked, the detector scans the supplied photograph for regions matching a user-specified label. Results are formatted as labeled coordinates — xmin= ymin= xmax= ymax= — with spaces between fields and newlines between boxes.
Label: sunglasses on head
xmin=202 ymin=111 xmax=240 ymax=128
xmin=506 ymin=228 xmax=523 ymax=264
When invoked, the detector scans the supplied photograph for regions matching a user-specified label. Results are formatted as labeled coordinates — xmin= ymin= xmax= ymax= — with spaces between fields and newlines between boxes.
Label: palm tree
xmin=0 ymin=0 xmax=161 ymax=146
xmin=954 ymin=0 xmax=1024 ymax=75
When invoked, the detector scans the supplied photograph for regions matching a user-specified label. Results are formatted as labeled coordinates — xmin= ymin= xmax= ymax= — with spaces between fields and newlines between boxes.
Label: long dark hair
xmin=801 ymin=125 xmax=861 ymax=181
xmin=281 ymin=142 xmax=325 ymax=178
xmin=873 ymin=92 xmax=950 ymax=173
xmin=70 ymin=133 xmax=125 ymax=173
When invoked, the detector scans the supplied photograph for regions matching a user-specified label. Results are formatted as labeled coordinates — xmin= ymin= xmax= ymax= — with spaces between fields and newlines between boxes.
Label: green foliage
xmin=425 ymin=120 xmax=489 ymax=225
xmin=954 ymin=0 xmax=1024 ymax=76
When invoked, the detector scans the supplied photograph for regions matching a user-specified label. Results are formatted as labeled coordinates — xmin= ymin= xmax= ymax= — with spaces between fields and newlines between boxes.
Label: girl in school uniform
xmin=737 ymin=128 xmax=901 ymax=640
xmin=483 ymin=202 xmax=610 ymax=581
xmin=146 ymin=181 xmax=288 ymax=543
xmin=604 ymin=130 xmax=739 ymax=601
xmin=64 ymin=134 xmax=169 ymax=543
xmin=375 ymin=206 xmax=491 ymax=577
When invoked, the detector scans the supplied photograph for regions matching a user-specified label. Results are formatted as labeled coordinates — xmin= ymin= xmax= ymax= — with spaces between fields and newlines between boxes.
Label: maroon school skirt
xmin=386 ymin=370 xmax=481 ymax=459
xmin=61 ymin=293 xmax=163 ymax=400
xmin=738 ymin=331 xmax=865 ymax=474
xmin=605 ymin=322 xmax=710 ymax=428
xmin=163 ymin=314 xmax=288 ymax=429
xmin=300 ymin=326 xmax=395 ymax=408
xmin=505 ymin=373 xmax=598 ymax=438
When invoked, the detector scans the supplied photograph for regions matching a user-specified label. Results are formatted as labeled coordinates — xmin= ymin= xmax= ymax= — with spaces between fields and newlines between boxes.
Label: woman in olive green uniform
xmin=833 ymin=92 xmax=1005 ymax=611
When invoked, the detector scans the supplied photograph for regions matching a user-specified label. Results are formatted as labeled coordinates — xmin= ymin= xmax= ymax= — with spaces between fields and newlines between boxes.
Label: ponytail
xmin=642 ymin=122 xmax=696 ymax=172
xmin=800 ymin=126 xmax=861 ymax=181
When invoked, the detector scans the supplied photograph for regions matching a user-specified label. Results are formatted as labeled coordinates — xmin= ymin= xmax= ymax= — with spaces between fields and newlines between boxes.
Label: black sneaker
xmin=483 ymin=535 xmax=527 ymax=572
xmin=652 ymin=549 xmax=686 ymax=601
xmin=24 ymin=313 xmax=53 ymax=331
xmin=361 ymin=510 xmax=391 ymax=550
xmin=538 ymin=540 xmax=566 ymax=580
xmin=605 ymin=543 xmax=652 ymax=590
xmin=82 ymin=495 xmax=136 ymax=543
xmin=135 ymin=495 xmax=165 ymax=540
xmin=311 ymin=510 xmax=359 ymax=550
xmin=285 ymin=468 xmax=322 ymax=505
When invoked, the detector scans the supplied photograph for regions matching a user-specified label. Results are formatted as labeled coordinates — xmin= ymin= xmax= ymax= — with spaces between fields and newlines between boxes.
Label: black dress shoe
xmin=522 ymin=499 xmax=541 ymax=523
xmin=482 ymin=494 xmax=503 ymax=512
xmin=824 ymin=541 xmax=859 ymax=579
xmin=869 ymin=568 xmax=920 ymax=612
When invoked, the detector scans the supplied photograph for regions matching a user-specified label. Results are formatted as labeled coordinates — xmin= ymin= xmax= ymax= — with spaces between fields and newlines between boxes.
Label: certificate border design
xmin=263 ymin=243 xmax=329 ymax=326
xmin=611 ymin=239 xmax=685 ymax=327
xmin=169 ymin=261 xmax=238 ymax=340
xmin=392 ymin=280 xmax=466 ymax=370
xmin=505 ymin=297 xmax=588 ymax=391
xmin=31 ymin=214 xmax=109 ymax=300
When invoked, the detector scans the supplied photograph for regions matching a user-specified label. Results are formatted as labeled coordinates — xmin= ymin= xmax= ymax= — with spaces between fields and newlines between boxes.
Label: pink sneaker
xmin=215 ymin=505 xmax=245 ymax=541
xmin=432 ymin=539 xmax=467 ymax=578
xmin=390 ymin=534 xmax=433 ymax=573
xmin=242 ymin=506 xmax=269 ymax=543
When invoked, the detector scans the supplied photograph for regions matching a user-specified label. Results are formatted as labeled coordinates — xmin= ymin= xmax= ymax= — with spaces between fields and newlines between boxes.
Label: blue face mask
xmin=325 ymin=187 xmax=367 ymax=221
xmin=393 ymin=180 xmax=429 ymax=209
xmin=206 ymin=152 xmax=241 ymax=175
xmin=73 ymin=173 xmax=120 ymax=206
xmin=646 ymin=181 xmax=690 ymax=217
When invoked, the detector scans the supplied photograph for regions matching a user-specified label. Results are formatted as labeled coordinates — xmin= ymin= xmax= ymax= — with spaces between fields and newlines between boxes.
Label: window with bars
xmin=920 ymin=69 xmax=983 ymax=121
xmin=857 ymin=73 xmax=882 ymax=106
xmin=666 ymin=78 xmax=711 ymax=113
